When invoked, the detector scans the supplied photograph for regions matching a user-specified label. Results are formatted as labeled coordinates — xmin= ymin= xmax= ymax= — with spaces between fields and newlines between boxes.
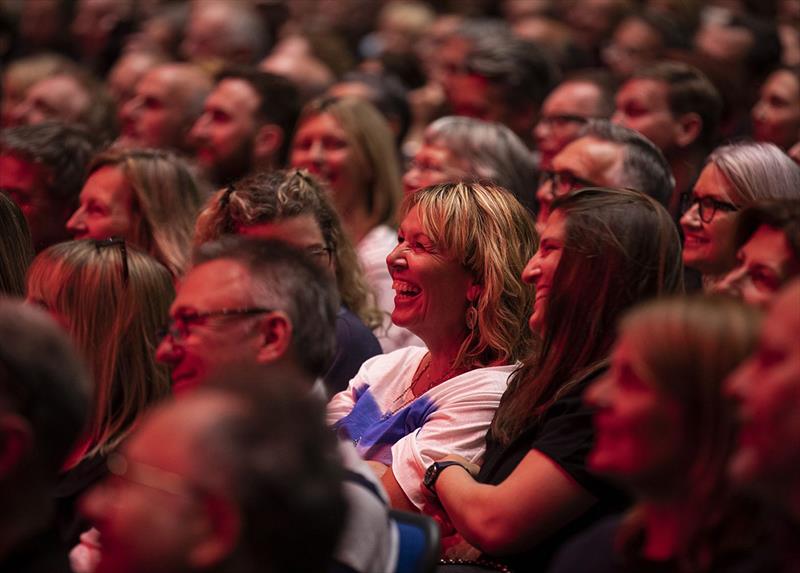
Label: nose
xmin=155 ymin=333 xmax=182 ymax=366
xmin=79 ymin=480 xmax=112 ymax=525
xmin=714 ymin=265 xmax=746 ymax=298
xmin=723 ymin=361 xmax=753 ymax=402
xmin=584 ymin=373 xmax=612 ymax=409
xmin=189 ymin=114 xmax=209 ymax=143
xmin=680 ymin=201 xmax=701 ymax=230
xmin=120 ymin=96 xmax=141 ymax=123
xmin=386 ymin=241 xmax=407 ymax=272
xmin=10 ymin=99 xmax=32 ymax=126
xmin=65 ymin=207 xmax=86 ymax=235
xmin=402 ymin=167 xmax=421 ymax=195
xmin=533 ymin=118 xmax=550 ymax=142
xmin=308 ymin=140 xmax=325 ymax=164
xmin=751 ymin=99 xmax=766 ymax=121
xmin=521 ymin=252 xmax=541 ymax=285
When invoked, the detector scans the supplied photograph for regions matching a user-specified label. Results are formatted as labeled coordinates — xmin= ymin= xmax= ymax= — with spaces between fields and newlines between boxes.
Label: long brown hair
xmin=27 ymin=240 xmax=174 ymax=459
xmin=0 ymin=193 xmax=33 ymax=297
xmin=490 ymin=187 xmax=684 ymax=445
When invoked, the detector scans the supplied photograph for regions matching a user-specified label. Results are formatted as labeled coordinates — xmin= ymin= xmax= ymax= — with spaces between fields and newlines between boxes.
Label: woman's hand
xmin=439 ymin=454 xmax=480 ymax=477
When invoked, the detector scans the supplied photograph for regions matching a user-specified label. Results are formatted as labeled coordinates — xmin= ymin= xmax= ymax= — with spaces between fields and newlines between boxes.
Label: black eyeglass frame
xmin=158 ymin=307 xmax=273 ymax=341
xmin=681 ymin=193 xmax=740 ymax=224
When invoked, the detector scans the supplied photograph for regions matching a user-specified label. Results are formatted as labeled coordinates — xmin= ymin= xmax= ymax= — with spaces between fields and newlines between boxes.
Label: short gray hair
xmin=707 ymin=142 xmax=800 ymax=205
xmin=424 ymin=116 xmax=538 ymax=211
xmin=581 ymin=119 xmax=674 ymax=208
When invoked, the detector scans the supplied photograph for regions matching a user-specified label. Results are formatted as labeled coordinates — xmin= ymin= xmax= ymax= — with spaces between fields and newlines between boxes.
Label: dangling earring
xmin=466 ymin=304 xmax=478 ymax=330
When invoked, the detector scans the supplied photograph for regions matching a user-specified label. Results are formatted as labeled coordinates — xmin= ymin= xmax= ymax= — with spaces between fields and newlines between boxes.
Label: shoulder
xmin=548 ymin=515 xmax=623 ymax=573
xmin=355 ymin=346 xmax=428 ymax=386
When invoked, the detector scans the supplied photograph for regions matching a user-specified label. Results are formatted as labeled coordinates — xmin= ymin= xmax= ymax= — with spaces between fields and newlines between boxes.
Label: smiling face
xmin=716 ymin=225 xmax=799 ymax=308
xmin=155 ymin=259 xmax=263 ymax=394
xmin=586 ymin=332 xmax=685 ymax=491
xmin=680 ymin=163 xmax=740 ymax=276
xmin=290 ymin=113 xmax=370 ymax=216
xmin=189 ymin=78 xmax=260 ymax=185
xmin=521 ymin=209 xmax=567 ymax=335
xmin=385 ymin=205 xmax=476 ymax=346
xmin=751 ymin=70 xmax=800 ymax=151
xmin=726 ymin=283 xmax=800 ymax=500
xmin=66 ymin=165 xmax=135 ymax=241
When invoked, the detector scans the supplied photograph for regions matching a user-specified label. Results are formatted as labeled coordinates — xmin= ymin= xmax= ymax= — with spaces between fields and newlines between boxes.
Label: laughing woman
xmin=327 ymin=182 xmax=536 ymax=512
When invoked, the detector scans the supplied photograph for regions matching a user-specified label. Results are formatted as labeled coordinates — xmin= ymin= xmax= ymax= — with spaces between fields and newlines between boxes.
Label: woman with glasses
xmin=25 ymin=239 xmax=174 ymax=546
xmin=194 ymin=169 xmax=383 ymax=395
xmin=428 ymin=188 xmax=683 ymax=573
xmin=680 ymin=142 xmax=800 ymax=290
xmin=550 ymin=296 xmax=770 ymax=573
xmin=290 ymin=96 xmax=419 ymax=353
xmin=66 ymin=148 xmax=205 ymax=278
xmin=328 ymin=182 xmax=536 ymax=515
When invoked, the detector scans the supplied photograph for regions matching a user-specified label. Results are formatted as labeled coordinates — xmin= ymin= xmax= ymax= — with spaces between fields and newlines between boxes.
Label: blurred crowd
xmin=0 ymin=1 xmax=799 ymax=572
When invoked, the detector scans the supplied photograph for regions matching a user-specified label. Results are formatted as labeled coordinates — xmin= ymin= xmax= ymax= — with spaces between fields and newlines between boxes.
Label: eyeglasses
xmin=158 ymin=307 xmax=273 ymax=342
xmin=94 ymin=238 xmax=129 ymax=286
xmin=538 ymin=170 xmax=598 ymax=200
xmin=681 ymin=193 xmax=739 ymax=223
xmin=306 ymin=244 xmax=334 ymax=266
xmin=106 ymin=452 xmax=194 ymax=497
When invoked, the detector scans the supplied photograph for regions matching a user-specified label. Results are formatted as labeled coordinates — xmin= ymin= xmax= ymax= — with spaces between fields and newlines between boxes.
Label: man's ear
xmin=256 ymin=312 xmax=293 ymax=364
xmin=675 ymin=112 xmax=703 ymax=148
xmin=0 ymin=414 xmax=33 ymax=477
xmin=188 ymin=494 xmax=241 ymax=569
xmin=253 ymin=124 xmax=284 ymax=166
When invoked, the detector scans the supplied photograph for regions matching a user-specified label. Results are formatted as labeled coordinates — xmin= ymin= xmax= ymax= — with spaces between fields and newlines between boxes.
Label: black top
xmin=324 ymin=307 xmax=382 ymax=396
xmin=475 ymin=367 xmax=629 ymax=573
xmin=54 ymin=453 xmax=108 ymax=547
xmin=0 ymin=525 xmax=72 ymax=573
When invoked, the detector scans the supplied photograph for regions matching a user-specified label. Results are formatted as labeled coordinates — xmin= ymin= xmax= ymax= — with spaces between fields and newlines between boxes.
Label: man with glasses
xmin=536 ymin=120 xmax=673 ymax=227
xmin=154 ymin=237 xmax=396 ymax=573
xmin=0 ymin=301 xmax=89 ymax=572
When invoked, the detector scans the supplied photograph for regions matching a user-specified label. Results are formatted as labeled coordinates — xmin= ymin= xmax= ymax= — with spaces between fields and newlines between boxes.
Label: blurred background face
xmin=751 ymin=70 xmax=800 ymax=150
xmin=66 ymin=166 xmax=134 ymax=241
xmin=290 ymin=113 xmax=370 ymax=214
xmin=587 ymin=333 xmax=685 ymax=491
xmin=402 ymin=141 xmax=468 ymax=195
xmin=715 ymin=225 xmax=799 ymax=308
xmin=726 ymin=287 xmax=800 ymax=494
xmin=613 ymin=78 xmax=680 ymax=153
xmin=680 ymin=163 xmax=740 ymax=275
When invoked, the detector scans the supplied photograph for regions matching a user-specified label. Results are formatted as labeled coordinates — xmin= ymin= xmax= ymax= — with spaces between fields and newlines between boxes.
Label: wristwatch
xmin=424 ymin=460 xmax=468 ymax=494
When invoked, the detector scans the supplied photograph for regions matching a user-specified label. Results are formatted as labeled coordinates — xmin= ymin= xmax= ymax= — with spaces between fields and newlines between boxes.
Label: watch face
xmin=424 ymin=462 xmax=440 ymax=491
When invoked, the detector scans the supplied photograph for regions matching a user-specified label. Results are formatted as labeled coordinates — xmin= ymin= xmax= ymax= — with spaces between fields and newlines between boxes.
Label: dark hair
xmin=491 ymin=187 xmax=684 ymax=444
xmin=0 ymin=301 xmax=89 ymax=476
xmin=193 ymin=237 xmax=339 ymax=379
xmin=459 ymin=19 xmax=559 ymax=111
xmin=0 ymin=193 xmax=33 ymax=297
xmin=631 ymin=61 xmax=723 ymax=151
xmin=560 ymin=68 xmax=618 ymax=117
xmin=338 ymin=71 xmax=412 ymax=144
xmin=196 ymin=382 xmax=346 ymax=573
xmin=581 ymin=120 xmax=675 ymax=208
xmin=734 ymin=200 xmax=800 ymax=265
xmin=0 ymin=122 xmax=97 ymax=205
xmin=216 ymin=66 xmax=301 ymax=165
xmin=194 ymin=169 xmax=382 ymax=329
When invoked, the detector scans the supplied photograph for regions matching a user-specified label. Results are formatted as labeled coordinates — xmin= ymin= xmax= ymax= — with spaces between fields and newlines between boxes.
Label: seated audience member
xmin=328 ymin=182 xmax=536 ymax=511
xmin=259 ymin=33 xmax=338 ymax=102
xmin=328 ymin=70 xmax=412 ymax=150
xmin=66 ymin=149 xmax=204 ymax=278
xmin=437 ymin=19 xmax=557 ymax=146
xmin=0 ymin=193 xmax=33 ymax=297
xmin=290 ymin=96 xmax=415 ymax=352
xmin=550 ymin=296 xmax=766 ymax=573
xmin=534 ymin=70 xmax=616 ymax=172
xmin=155 ymin=237 xmax=396 ymax=573
xmin=117 ymin=63 xmax=212 ymax=154
xmin=602 ymin=10 xmax=686 ymax=80
xmin=0 ymin=122 xmax=96 ymax=251
xmin=0 ymin=302 xmax=89 ymax=572
xmin=11 ymin=66 xmax=117 ymax=145
xmin=751 ymin=66 xmax=800 ymax=151
xmin=194 ymin=169 xmax=383 ymax=395
xmin=537 ymin=120 xmax=673 ymax=227
xmin=726 ymin=280 xmax=800 ymax=572
xmin=1 ymin=53 xmax=74 ymax=127
xmin=716 ymin=200 xmax=800 ymax=308
xmin=613 ymin=61 xmax=723 ymax=214
xmin=190 ymin=67 xmax=300 ymax=187
xmin=429 ymin=188 xmax=684 ymax=572
xmin=70 ymin=0 xmax=134 ymax=76
xmin=26 ymin=240 xmax=174 ymax=545
xmin=181 ymin=0 xmax=269 ymax=70
xmin=106 ymin=50 xmax=168 ymax=112
xmin=680 ymin=142 xmax=800 ymax=290
xmin=81 ymin=383 xmax=346 ymax=573
xmin=403 ymin=116 xmax=538 ymax=212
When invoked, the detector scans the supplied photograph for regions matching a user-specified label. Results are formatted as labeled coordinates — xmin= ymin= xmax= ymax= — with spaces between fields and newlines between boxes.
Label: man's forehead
xmin=619 ymin=78 xmax=669 ymax=106
xmin=173 ymin=259 xmax=255 ymax=311
xmin=555 ymin=136 xmax=622 ymax=173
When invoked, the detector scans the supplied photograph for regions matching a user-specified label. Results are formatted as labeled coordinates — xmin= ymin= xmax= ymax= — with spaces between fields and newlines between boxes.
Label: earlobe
xmin=256 ymin=313 xmax=293 ymax=364
xmin=0 ymin=415 xmax=33 ymax=476
xmin=675 ymin=112 xmax=702 ymax=148
xmin=254 ymin=125 xmax=284 ymax=165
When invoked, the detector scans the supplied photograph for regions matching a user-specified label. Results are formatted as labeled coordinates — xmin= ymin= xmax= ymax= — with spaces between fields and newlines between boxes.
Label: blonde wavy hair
xmin=87 ymin=148 xmax=205 ymax=277
xmin=403 ymin=182 xmax=537 ymax=370
xmin=26 ymin=240 xmax=174 ymax=460
xmin=194 ymin=169 xmax=382 ymax=329
xmin=294 ymin=96 xmax=403 ymax=227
